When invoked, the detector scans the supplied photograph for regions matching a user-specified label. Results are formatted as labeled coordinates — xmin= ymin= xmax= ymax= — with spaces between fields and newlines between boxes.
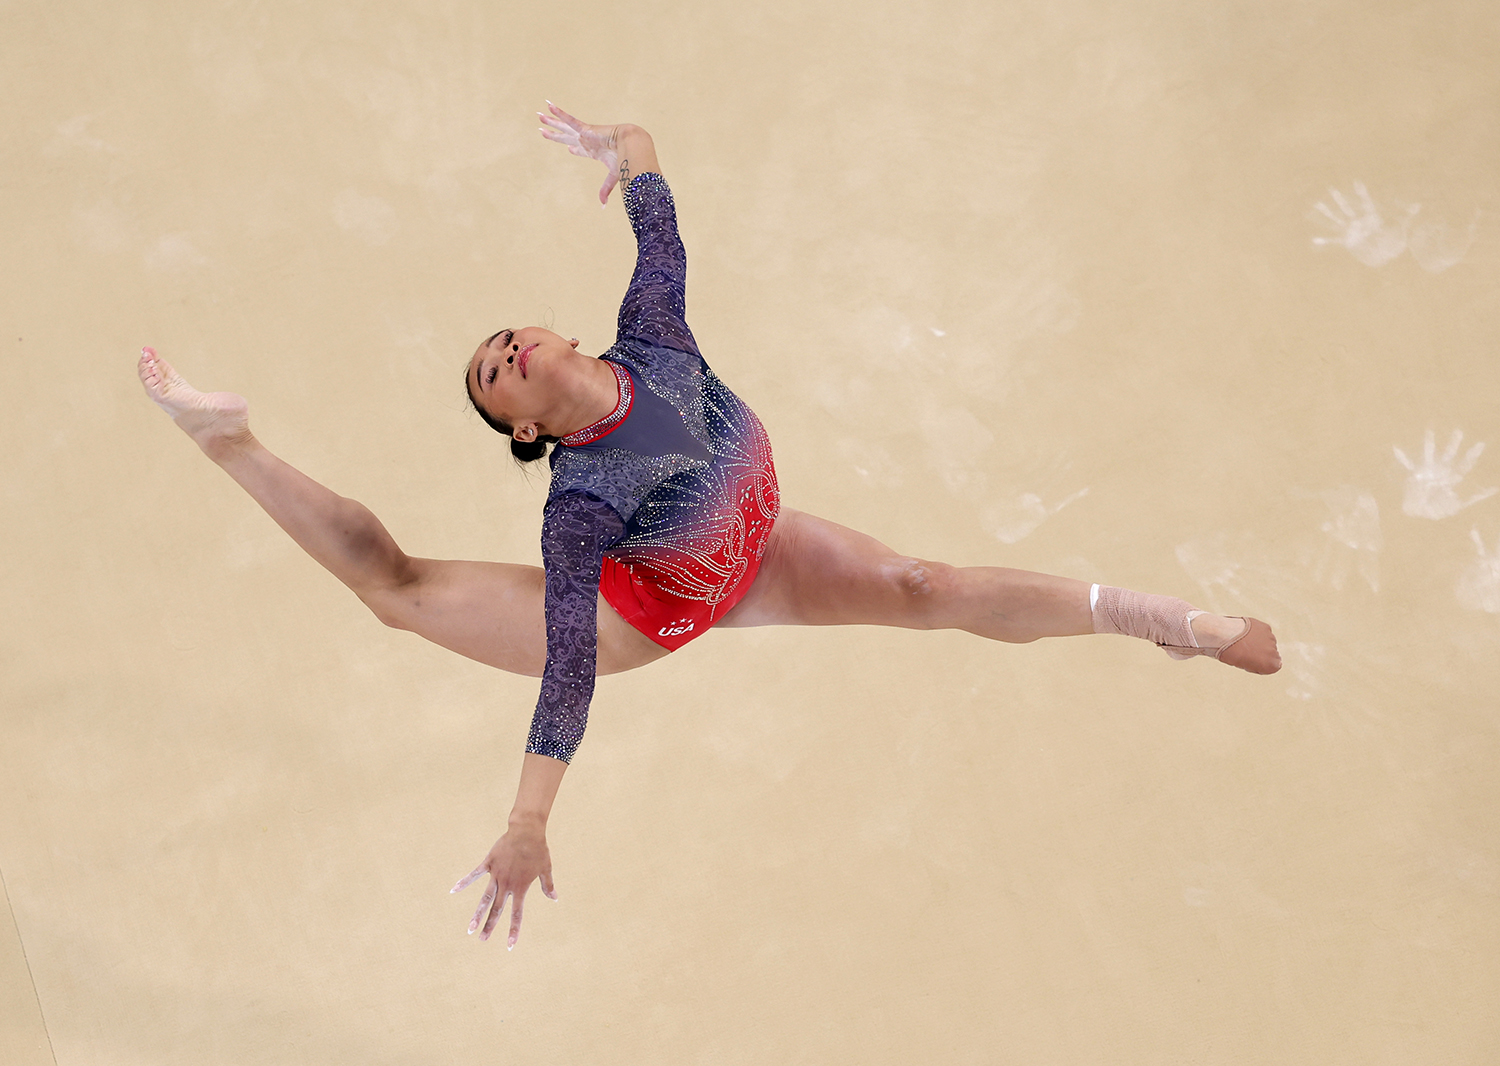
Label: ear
xmin=514 ymin=422 xmax=540 ymax=443
xmin=569 ymin=337 xmax=580 ymax=349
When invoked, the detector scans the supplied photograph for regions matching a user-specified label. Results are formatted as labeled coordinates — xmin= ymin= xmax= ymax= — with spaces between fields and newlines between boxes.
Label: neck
xmin=547 ymin=356 xmax=620 ymax=439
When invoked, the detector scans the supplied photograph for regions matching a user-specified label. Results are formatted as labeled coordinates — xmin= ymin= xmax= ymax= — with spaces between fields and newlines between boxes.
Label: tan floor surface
xmin=4 ymin=0 xmax=1498 ymax=1062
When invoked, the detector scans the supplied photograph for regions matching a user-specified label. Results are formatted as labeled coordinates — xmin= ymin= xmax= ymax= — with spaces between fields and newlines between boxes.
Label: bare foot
xmin=1188 ymin=612 xmax=1281 ymax=674
xmin=137 ymin=347 xmax=253 ymax=458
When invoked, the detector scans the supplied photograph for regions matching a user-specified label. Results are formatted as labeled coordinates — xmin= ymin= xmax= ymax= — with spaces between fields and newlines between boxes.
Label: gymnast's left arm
xmin=537 ymin=101 xmax=661 ymax=204
xmin=450 ymin=754 xmax=564 ymax=948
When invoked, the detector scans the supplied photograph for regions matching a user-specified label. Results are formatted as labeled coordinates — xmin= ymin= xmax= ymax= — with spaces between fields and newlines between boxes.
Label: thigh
xmin=718 ymin=509 xmax=942 ymax=629
xmin=372 ymin=557 xmax=670 ymax=677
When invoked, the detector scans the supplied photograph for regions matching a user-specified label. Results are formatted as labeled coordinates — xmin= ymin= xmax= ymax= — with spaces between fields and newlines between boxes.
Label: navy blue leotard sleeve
xmin=525 ymin=492 xmax=627 ymax=763
xmin=617 ymin=172 xmax=700 ymax=357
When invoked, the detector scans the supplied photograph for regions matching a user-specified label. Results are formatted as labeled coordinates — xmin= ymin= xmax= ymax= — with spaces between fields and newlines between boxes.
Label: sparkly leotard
xmin=526 ymin=172 xmax=780 ymax=764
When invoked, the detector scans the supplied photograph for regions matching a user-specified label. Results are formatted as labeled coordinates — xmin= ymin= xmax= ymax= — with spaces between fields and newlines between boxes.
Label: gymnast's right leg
xmin=136 ymin=349 xmax=665 ymax=677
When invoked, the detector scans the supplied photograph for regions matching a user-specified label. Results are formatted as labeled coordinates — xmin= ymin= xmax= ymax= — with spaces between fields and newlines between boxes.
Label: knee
xmin=886 ymin=557 xmax=960 ymax=618
xmin=357 ymin=556 xmax=427 ymax=630
xmin=360 ymin=585 xmax=414 ymax=631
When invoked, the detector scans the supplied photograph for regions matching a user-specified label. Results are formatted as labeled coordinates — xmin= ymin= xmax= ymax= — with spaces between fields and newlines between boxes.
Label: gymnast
xmin=137 ymin=103 xmax=1280 ymax=950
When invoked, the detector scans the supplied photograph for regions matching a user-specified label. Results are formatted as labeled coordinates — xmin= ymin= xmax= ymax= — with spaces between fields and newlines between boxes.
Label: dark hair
xmin=463 ymin=362 xmax=558 ymax=465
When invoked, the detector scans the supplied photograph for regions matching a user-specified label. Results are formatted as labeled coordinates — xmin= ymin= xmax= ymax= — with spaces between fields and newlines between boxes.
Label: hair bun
xmin=510 ymin=438 xmax=549 ymax=464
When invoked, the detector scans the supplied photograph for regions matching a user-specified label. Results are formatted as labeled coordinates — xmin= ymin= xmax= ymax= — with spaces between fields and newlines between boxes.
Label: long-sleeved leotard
xmin=525 ymin=172 xmax=780 ymax=764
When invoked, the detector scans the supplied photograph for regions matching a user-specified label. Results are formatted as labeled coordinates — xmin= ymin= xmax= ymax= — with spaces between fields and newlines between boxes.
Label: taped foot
xmin=1091 ymin=586 xmax=1282 ymax=675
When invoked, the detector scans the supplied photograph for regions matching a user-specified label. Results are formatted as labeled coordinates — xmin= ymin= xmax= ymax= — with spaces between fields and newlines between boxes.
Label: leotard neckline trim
xmin=560 ymin=361 xmax=633 ymax=447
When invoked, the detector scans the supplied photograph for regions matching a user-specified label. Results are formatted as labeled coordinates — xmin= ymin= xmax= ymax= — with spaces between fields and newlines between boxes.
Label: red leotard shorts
xmin=599 ymin=461 xmax=779 ymax=651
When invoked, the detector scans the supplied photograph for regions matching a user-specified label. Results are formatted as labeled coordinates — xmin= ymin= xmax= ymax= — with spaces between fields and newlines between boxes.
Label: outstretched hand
xmin=538 ymin=101 xmax=624 ymax=204
xmin=451 ymin=825 xmax=557 ymax=949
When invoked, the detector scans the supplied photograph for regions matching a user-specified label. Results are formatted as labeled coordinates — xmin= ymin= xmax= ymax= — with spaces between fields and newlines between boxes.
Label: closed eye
xmin=486 ymin=365 xmax=498 ymax=385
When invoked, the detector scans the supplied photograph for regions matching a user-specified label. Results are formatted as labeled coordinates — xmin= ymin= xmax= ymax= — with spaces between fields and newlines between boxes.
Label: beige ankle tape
xmin=1091 ymin=586 xmax=1197 ymax=649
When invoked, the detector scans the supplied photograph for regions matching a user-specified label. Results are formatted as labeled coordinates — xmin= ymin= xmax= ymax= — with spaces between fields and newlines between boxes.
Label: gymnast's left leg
xmin=719 ymin=509 xmax=1280 ymax=673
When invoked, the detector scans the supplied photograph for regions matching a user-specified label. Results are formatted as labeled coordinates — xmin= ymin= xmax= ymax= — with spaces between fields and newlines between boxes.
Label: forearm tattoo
xmin=618 ymin=157 xmax=631 ymax=189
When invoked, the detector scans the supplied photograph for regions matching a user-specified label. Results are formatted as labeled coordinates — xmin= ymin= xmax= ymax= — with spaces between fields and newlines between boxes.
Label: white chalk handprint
xmin=1312 ymin=182 xmax=1415 ymax=267
xmin=1311 ymin=182 xmax=1477 ymax=272
xmin=1313 ymin=486 xmax=1381 ymax=593
xmin=1457 ymin=530 xmax=1500 ymax=613
xmin=1281 ymin=641 xmax=1326 ymax=702
xmin=1394 ymin=430 xmax=1497 ymax=519
xmin=981 ymin=488 xmax=1089 ymax=544
xmin=1409 ymin=212 xmax=1479 ymax=273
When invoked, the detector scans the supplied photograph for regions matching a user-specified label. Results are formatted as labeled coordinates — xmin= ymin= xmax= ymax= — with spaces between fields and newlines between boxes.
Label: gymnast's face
xmin=467 ymin=326 xmax=581 ymax=440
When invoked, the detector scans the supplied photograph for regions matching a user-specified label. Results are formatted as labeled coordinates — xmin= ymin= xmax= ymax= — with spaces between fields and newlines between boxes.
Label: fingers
xmin=539 ymin=102 xmax=583 ymax=142
xmin=539 ymin=115 xmax=576 ymax=141
xmin=462 ymin=883 xmax=539 ymax=947
xmin=451 ymin=864 xmax=487 ymax=894
xmin=1314 ymin=200 xmax=1345 ymax=225
xmin=598 ymin=170 xmax=618 ymax=205
xmin=459 ymin=879 xmax=554 ymax=946
xmin=481 ymin=888 xmax=511 ymax=942
xmin=507 ymin=895 xmax=524 ymax=950
xmin=494 ymin=871 xmax=558 ymax=949
xmin=544 ymin=100 xmax=581 ymax=127
xmin=469 ymin=878 xmax=497 ymax=934
xmin=539 ymin=105 xmax=583 ymax=154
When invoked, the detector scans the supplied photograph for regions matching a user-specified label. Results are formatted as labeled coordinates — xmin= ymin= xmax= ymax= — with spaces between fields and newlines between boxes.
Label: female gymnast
xmin=137 ymin=103 xmax=1280 ymax=950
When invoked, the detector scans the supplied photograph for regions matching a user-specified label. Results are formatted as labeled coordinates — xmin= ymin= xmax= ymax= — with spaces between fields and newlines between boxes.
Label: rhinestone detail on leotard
xmin=560 ymin=361 xmax=633 ymax=446
xmin=525 ymin=172 xmax=779 ymax=764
